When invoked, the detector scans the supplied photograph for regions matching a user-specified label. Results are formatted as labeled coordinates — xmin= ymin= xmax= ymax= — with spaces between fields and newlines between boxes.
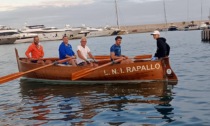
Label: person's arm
xmin=121 ymin=55 xmax=128 ymax=59
xmin=86 ymin=46 xmax=95 ymax=61
xmin=72 ymin=51 xmax=76 ymax=59
xmin=155 ymin=41 xmax=166 ymax=58
xmin=88 ymin=52 xmax=95 ymax=60
xmin=110 ymin=46 xmax=122 ymax=60
xmin=110 ymin=52 xmax=125 ymax=60
xmin=59 ymin=44 xmax=74 ymax=59
xmin=59 ymin=44 xmax=68 ymax=59
xmin=166 ymin=43 xmax=170 ymax=56
xmin=25 ymin=45 xmax=32 ymax=59
xmin=88 ymin=52 xmax=98 ymax=63
xmin=40 ymin=46 xmax=44 ymax=58
xmin=64 ymin=54 xmax=76 ymax=59
xmin=110 ymin=52 xmax=118 ymax=60
xmin=159 ymin=41 xmax=167 ymax=57
xmin=68 ymin=45 xmax=76 ymax=59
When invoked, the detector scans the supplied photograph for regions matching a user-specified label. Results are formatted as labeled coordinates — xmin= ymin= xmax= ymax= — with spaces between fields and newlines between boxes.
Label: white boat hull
xmin=21 ymin=31 xmax=79 ymax=41
xmin=15 ymin=38 xmax=34 ymax=44
xmin=86 ymin=30 xmax=115 ymax=38
xmin=36 ymin=31 xmax=65 ymax=41
xmin=71 ymin=33 xmax=88 ymax=39
xmin=0 ymin=36 xmax=17 ymax=44
xmin=65 ymin=30 xmax=81 ymax=40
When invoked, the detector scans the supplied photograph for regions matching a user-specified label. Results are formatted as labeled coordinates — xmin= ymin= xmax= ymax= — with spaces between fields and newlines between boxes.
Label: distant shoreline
xmin=118 ymin=20 xmax=210 ymax=33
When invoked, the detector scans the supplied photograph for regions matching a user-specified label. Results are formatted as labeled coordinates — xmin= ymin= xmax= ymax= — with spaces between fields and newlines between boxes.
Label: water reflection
xmin=18 ymin=80 xmax=177 ymax=125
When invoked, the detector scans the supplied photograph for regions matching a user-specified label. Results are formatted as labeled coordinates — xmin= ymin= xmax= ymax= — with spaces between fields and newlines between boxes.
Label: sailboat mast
xmin=201 ymin=0 xmax=203 ymax=23
xmin=187 ymin=0 xmax=189 ymax=22
xmin=163 ymin=0 xmax=168 ymax=28
xmin=209 ymin=8 xmax=210 ymax=22
xmin=115 ymin=0 xmax=120 ymax=29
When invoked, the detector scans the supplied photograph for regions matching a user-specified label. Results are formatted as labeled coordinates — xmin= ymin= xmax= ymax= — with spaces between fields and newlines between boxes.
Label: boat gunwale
xmin=20 ymin=77 xmax=178 ymax=85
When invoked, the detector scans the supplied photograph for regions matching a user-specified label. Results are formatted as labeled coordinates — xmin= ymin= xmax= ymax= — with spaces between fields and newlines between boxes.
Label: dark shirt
xmin=59 ymin=42 xmax=75 ymax=60
xmin=110 ymin=44 xmax=121 ymax=56
xmin=154 ymin=37 xmax=170 ymax=59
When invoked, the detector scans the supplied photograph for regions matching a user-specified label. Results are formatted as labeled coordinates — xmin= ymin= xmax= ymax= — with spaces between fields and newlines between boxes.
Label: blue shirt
xmin=110 ymin=44 xmax=121 ymax=56
xmin=59 ymin=42 xmax=75 ymax=60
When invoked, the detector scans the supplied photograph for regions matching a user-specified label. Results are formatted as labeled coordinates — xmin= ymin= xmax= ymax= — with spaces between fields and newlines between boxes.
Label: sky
xmin=0 ymin=0 xmax=210 ymax=29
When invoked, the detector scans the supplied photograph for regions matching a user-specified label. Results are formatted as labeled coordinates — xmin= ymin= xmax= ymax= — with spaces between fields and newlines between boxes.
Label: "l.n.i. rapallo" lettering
xmin=103 ymin=63 xmax=161 ymax=76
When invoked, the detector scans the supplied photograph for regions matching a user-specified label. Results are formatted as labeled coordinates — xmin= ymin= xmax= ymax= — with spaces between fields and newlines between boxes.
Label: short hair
xmin=33 ymin=36 xmax=39 ymax=40
xmin=80 ymin=36 xmax=87 ymax=41
xmin=115 ymin=36 xmax=122 ymax=41
xmin=63 ymin=35 xmax=68 ymax=39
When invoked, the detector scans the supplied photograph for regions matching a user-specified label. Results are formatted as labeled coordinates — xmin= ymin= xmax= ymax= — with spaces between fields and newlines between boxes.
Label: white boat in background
xmin=186 ymin=24 xmax=199 ymax=31
xmin=20 ymin=24 xmax=78 ymax=41
xmin=73 ymin=30 xmax=90 ymax=39
xmin=63 ymin=25 xmax=83 ymax=39
xmin=65 ymin=24 xmax=119 ymax=39
xmin=14 ymin=33 xmax=38 ymax=44
xmin=199 ymin=22 xmax=208 ymax=30
xmin=84 ymin=25 xmax=115 ymax=38
xmin=0 ymin=25 xmax=18 ymax=45
xmin=20 ymin=25 xmax=65 ymax=41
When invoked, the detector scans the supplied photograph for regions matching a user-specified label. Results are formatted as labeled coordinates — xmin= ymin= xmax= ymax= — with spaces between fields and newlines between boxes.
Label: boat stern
xmin=162 ymin=57 xmax=178 ymax=82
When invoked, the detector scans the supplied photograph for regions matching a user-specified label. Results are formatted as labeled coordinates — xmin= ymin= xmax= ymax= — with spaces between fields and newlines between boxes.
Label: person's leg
xmin=37 ymin=60 xmax=45 ymax=65
xmin=93 ymin=62 xmax=98 ymax=67
xmin=120 ymin=59 xmax=133 ymax=64
xmin=126 ymin=59 xmax=134 ymax=63
xmin=77 ymin=62 xmax=85 ymax=66
xmin=45 ymin=60 xmax=52 ymax=64
xmin=70 ymin=59 xmax=77 ymax=66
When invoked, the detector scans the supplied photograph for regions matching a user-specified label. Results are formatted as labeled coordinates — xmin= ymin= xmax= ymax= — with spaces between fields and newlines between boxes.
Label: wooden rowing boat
xmin=15 ymin=49 xmax=178 ymax=83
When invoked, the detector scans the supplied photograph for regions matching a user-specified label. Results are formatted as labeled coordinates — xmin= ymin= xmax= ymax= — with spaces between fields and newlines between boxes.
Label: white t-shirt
xmin=76 ymin=45 xmax=91 ymax=64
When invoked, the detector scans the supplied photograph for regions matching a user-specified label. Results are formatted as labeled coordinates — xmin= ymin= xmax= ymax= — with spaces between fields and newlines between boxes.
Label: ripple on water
xmin=1 ymin=31 xmax=210 ymax=125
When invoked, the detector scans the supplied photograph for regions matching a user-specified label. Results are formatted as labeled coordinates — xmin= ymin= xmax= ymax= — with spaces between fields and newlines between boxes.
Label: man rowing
xmin=76 ymin=37 xmax=98 ymax=67
xmin=58 ymin=36 xmax=77 ymax=66
xmin=110 ymin=36 xmax=133 ymax=64
xmin=25 ymin=36 xmax=44 ymax=64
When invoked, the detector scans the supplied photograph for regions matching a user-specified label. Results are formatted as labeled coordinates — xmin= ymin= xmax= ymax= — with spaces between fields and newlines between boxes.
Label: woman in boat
xmin=76 ymin=37 xmax=98 ymax=67
xmin=58 ymin=36 xmax=77 ymax=66
xmin=110 ymin=36 xmax=133 ymax=64
xmin=151 ymin=30 xmax=170 ymax=60
xmin=25 ymin=36 xmax=44 ymax=64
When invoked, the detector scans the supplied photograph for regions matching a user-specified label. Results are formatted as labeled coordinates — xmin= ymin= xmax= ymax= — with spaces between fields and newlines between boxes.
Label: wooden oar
xmin=93 ymin=54 xmax=152 ymax=60
xmin=72 ymin=54 xmax=152 ymax=81
xmin=0 ymin=58 xmax=72 ymax=84
xmin=71 ymin=58 xmax=123 ymax=81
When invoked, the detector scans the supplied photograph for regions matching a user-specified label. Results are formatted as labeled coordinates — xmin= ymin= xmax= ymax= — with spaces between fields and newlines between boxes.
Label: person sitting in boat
xmin=76 ymin=37 xmax=98 ymax=67
xmin=58 ymin=36 xmax=77 ymax=66
xmin=151 ymin=30 xmax=170 ymax=61
xmin=25 ymin=36 xmax=44 ymax=64
xmin=110 ymin=36 xmax=133 ymax=64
